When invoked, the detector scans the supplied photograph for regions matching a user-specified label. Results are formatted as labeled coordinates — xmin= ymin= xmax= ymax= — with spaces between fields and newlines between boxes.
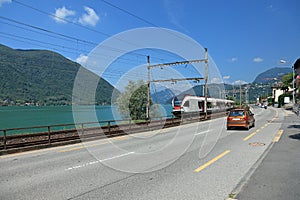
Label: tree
xmin=117 ymin=80 xmax=149 ymax=120
xmin=281 ymin=73 xmax=293 ymax=92
xmin=278 ymin=93 xmax=293 ymax=108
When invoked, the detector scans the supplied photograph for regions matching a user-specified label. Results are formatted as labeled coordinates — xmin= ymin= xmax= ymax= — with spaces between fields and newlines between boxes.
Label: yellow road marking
xmin=243 ymin=108 xmax=279 ymax=141
xmin=273 ymin=129 xmax=284 ymax=142
xmin=113 ymin=135 xmax=129 ymax=141
xmin=243 ymin=130 xmax=260 ymax=141
xmin=59 ymin=146 xmax=86 ymax=153
xmin=194 ymin=150 xmax=231 ymax=173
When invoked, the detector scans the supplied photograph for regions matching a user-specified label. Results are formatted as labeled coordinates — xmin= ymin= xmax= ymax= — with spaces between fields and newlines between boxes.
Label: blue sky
xmin=0 ymin=0 xmax=299 ymax=85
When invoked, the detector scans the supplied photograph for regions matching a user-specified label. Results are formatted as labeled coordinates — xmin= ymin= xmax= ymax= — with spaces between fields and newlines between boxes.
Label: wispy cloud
xmin=223 ymin=76 xmax=230 ymax=83
xmin=228 ymin=57 xmax=238 ymax=62
xmin=78 ymin=6 xmax=99 ymax=27
xmin=253 ymin=57 xmax=263 ymax=63
xmin=76 ymin=54 xmax=88 ymax=66
xmin=211 ymin=77 xmax=222 ymax=84
xmin=0 ymin=0 xmax=11 ymax=7
xmin=52 ymin=6 xmax=76 ymax=23
xmin=233 ymin=80 xmax=248 ymax=85
xmin=163 ymin=0 xmax=187 ymax=31
xmin=267 ymin=4 xmax=279 ymax=12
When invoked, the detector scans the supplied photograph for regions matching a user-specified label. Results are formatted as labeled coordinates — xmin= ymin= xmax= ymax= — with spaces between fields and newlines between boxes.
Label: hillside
xmin=0 ymin=44 xmax=118 ymax=105
xmin=253 ymin=67 xmax=292 ymax=84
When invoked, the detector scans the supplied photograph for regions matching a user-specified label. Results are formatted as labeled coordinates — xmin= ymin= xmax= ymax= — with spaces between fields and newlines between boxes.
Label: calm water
xmin=0 ymin=105 xmax=173 ymax=135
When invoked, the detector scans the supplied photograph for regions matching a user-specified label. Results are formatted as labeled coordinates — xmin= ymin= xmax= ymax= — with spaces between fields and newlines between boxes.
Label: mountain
xmin=0 ymin=44 xmax=118 ymax=105
xmin=151 ymin=88 xmax=176 ymax=104
xmin=253 ymin=67 xmax=292 ymax=84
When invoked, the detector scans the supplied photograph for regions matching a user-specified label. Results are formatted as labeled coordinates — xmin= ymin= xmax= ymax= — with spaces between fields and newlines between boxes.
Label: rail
xmin=0 ymin=111 xmax=228 ymax=153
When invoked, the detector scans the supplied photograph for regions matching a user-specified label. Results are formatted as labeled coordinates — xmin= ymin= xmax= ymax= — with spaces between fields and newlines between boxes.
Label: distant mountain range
xmin=0 ymin=43 xmax=293 ymax=105
xmin=0 ymin=44 xmax=118 ymax=105
xmin=252 ymin=67 xmax=292 ymax=84
xmin=153 ymin=66 xmax=293 ymax=104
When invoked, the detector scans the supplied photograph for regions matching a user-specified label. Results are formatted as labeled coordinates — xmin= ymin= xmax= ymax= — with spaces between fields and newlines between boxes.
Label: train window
xmin=183 ymin=101 xmax=189 ymax=107
xmin=198 ymin=101 xmax=204 ymax=109
xmin=174 ymin=101 xmax=181 ymax=106
xmin=207 ymin=102 xmax=212 ymax=108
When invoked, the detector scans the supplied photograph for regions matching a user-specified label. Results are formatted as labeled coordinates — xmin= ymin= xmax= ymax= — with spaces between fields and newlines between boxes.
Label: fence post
xmin=108 ymin=121 xmax=111 ymax=135
xmin=3 ymin=130 xmax=7 ymax=150
xmin=47 ymin=126 xmax=51 ymax=144
xmin=81 ymin=123 xmax=84 ymax=136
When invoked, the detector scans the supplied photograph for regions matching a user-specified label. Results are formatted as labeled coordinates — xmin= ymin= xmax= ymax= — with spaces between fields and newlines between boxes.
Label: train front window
xmin=183 ymin=101 xmax=189 ymax=107
xmin=174 ymin=101 xmax=181 ymax=106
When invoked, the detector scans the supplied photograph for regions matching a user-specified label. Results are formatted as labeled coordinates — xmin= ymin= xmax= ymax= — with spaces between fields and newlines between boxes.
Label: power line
xmin=3 ymin=1 xmax=202 ymax=79
xmin=0 ymin=16 xmax=171 ymax=61
xmin=0 ymin=16 xmax=97 ymax=46
xmin=0 ymin=16 xmax=149 ymax=60
xmin=99 ymin=0 xmax=198 ymax=47
xmin=12 ymin=0 xmax=111 ymax=38
xmin=10 ymin=0 xmax=158 ymax=56
xmin=11 ymin=0 xmax=198 ymax=60
xmin=99 ymin=0 xmax=158 ymax=27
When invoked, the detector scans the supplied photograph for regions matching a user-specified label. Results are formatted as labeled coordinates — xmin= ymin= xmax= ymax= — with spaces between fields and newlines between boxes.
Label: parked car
xmin=227 ymin=108 xmax=255 ymax=130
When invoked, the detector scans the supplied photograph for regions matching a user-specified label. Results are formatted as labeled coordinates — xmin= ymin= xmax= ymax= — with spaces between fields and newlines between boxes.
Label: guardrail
xmin=0 ymin=111 xmax=228 ymax=153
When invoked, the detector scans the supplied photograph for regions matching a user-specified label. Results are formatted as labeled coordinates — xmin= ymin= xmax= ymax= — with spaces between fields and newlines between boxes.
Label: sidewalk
xmin=234 ymin=109 xmax=300 ymax=200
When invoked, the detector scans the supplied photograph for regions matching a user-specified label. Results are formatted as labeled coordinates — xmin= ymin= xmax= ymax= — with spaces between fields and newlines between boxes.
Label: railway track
xmin=0 ymin=111 xmax=227 ymax=154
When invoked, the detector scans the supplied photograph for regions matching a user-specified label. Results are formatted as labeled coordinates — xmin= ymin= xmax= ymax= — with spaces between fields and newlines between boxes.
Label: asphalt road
xmin=236 ymin=110 xmax=300 ymax=200
xmin=0 ymin=106 xmax=284 ymax=200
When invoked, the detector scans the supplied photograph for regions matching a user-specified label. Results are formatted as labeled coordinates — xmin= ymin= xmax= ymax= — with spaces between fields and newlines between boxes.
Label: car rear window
xmin=229 ymin=110 xmax=244 ymax=117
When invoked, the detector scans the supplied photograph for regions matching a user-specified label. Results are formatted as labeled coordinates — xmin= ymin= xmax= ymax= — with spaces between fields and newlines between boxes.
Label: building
xmin=272 ymin=83 xmax=285 ymax=103
xmin=293 ymin=58 xmax=300 ymax=103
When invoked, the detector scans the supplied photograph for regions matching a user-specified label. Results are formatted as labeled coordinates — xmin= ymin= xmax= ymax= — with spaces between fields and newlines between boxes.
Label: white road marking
xmin=194 ymin=130 xmax=209 ymax=136
xmin=65 ymin=151 xmax=135 ymax=171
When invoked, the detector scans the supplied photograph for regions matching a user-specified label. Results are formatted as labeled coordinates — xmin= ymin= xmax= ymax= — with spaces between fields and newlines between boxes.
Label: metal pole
xmin=147 ymin=56 xmax=151 ymax=120
xmin=239 ymin=84 xmax=242 ymax=107
xmin=81 ymin=123 xmax=84 ymax=135
xmin=293 ymin=65 xmax=295 ymax=104
xmin=47 ymin=126 xmax=51 ymax=144
xmin=3 ymin=130 xmax=7 ymax=150
xmin=204 ymin=48 xmax=208 ymax=119
xmin=108 ymin=121 xmax=111 ymax=134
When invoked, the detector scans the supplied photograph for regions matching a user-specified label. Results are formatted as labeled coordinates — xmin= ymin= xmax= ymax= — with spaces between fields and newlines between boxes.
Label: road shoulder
xmin=233 ymin=109 xmax=300 ymax=200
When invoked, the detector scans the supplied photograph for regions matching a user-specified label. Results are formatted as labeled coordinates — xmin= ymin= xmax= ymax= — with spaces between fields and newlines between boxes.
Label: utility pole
xmin=204 ymin=48 xmax=209 ymax=119
xmin=239 ymin=84 xmax=242 ymax=107
xmin=147 ymin=56 xmax=151 ymax=121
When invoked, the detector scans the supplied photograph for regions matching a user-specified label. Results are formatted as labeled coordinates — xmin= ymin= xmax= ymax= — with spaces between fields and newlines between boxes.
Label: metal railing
xmin=0 ymin=111 xmax=229 ymax=151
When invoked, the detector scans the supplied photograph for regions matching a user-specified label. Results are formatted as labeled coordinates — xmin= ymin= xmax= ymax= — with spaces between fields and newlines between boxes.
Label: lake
xmin=0 ymin=105 xmax=173 ymax=135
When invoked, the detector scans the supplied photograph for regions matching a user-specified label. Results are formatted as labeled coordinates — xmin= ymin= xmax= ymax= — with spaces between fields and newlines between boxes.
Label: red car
xmin=227 ymin=108 xmax=255 ymax=130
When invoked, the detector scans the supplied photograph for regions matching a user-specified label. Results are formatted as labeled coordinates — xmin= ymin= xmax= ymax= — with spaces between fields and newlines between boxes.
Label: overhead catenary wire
xmin=0 ymin=16 xmax=181 ymax=65
xmin=11 ymin=0 xmax=112 ymax=38
xmin=2 ymin=0 xmax=206 ymax=88
xmin=10 ymin=0 xmax=199 ymax=60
